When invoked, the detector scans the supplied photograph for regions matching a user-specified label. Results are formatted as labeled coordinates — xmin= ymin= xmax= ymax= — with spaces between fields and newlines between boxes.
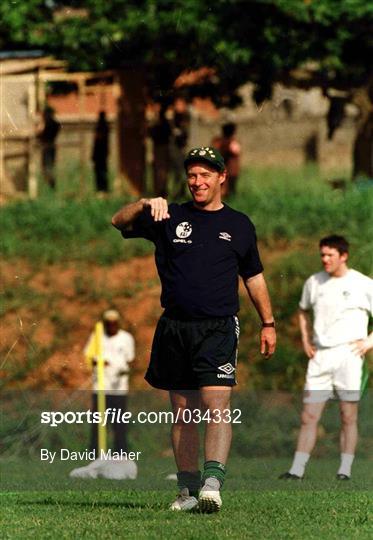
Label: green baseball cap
xmin=184 ymin=146 xmax=225 ymax=172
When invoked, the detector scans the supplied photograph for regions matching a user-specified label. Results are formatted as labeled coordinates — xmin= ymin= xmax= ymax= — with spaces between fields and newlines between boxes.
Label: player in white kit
xmin=280 ymin=235 xmax=372 ymax=480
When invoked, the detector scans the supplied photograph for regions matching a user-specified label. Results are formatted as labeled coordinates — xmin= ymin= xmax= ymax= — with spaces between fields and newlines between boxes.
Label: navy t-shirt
xmin=122 ymin=202 xmax=263 ymax=319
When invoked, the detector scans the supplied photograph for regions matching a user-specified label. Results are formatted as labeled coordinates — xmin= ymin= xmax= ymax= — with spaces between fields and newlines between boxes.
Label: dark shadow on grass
xmin=17 ymin=500 xmax=161 ymax=510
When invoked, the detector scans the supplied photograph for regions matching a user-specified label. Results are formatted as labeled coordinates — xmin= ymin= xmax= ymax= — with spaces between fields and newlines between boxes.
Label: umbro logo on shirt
xmin=219 ymin=232 xmax=231 ymax=242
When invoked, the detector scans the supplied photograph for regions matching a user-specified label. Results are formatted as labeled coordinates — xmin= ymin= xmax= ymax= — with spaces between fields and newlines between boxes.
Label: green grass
xmin=1 ymin=458 xmax=372 ymax=539
xmin=1 ymin=167 xmax=372 ymax=267
xmin=231 ymin=168 xmax=373 ymax=274
xmin=2 ymin=390 xmax=371 ymax=459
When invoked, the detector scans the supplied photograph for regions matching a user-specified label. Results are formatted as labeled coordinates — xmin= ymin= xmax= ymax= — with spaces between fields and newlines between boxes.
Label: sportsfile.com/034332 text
xmin=40 ymin=408 xmax=242 ymax=427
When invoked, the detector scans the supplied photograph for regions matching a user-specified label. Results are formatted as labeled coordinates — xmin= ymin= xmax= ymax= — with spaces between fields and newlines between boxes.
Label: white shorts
xmin=304 ymin=344 xmax=363 ymax=403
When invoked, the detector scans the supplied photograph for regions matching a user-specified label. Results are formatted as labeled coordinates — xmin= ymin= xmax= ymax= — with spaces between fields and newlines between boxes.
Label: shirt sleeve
xmin=238 ymin=224 xmax=264 ymax=279
xmin=121 ymin=207 xmax=159 ymax=242
xmin=299 ymin=278 xmax=312 ymax=310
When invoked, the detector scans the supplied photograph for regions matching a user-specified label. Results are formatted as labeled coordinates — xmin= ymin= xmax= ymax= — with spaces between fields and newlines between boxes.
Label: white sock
xmin=289 ymin=451 xmax=310 ymax=477
xmin=337 ymin=453 xmax=354 ymax=477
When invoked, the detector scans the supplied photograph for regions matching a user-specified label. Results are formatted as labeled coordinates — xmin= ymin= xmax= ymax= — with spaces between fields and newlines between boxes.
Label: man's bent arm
xmin=111 ymin=199 xmax=146 ymax=230
xmin=298 ymin=308 xmax=315 ymax=358
xmin=112 ymin=197 xmax=170 ymax=230
xmin=244 ymin=273 xmax=276 ymax=356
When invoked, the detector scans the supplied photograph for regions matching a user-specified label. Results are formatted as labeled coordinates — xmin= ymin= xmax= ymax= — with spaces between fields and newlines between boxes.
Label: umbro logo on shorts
xmin=219 ymin=232 xmax=231 ymax=242
xmin=218 ymin=363 xmax=235 ymax=375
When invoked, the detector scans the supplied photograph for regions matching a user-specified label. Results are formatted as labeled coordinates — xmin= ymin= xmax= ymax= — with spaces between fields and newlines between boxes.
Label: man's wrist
xmin=262 ymin=321 xmax=275 ymax=328
xmin=139 ymin=198 xmax=148 ymax=210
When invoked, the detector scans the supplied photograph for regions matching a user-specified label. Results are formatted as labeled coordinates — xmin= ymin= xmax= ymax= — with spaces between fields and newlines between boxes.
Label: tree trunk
xmin=117 ymin=69 xmax=146 ymax=195
xmin=353 ymin=112 xmax=373 ymax=179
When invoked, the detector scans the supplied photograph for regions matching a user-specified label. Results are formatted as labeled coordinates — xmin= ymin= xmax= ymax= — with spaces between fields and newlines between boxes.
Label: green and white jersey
xmin=300 ymin=269 xmax=373 ymax=348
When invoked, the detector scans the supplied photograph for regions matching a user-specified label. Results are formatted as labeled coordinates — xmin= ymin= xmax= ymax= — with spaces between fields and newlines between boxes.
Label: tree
xmin=2 ymin=0 xmax=372 ymax=188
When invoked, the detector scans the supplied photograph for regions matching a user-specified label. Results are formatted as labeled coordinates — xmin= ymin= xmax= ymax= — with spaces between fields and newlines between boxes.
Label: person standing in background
xmin=92 ymin=111 xmax=110 ymax=193
xmin=37 ymin=107 xmax=60 ymax=189
xmin=170 ymin=108 xmax=190 ymax=198
xmin=212 ymin=123 xmax=241 ymax=197
xmin=85 ymin=309 xmax=135 ymax=453
xmin=280 ymin=236 xmax=372 ymax=481
xmin=149 ymin=104 xmax=172 ymax=197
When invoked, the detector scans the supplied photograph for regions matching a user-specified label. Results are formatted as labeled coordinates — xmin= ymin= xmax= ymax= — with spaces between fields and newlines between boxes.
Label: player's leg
xmin=89 ymin=393 xmax=99 ymax=453
xmin=201 ymin=386 xmax=232 ymax=465
xmin=169 ymin=389 xmax=200 ymax=511
xmin=280 ymin=400 xmax=327 ymax=479
xmin=335 ymin=345 xmax=363 ymax=479
xmin=337 ymin=401 xmax=359 ymax=479
xmin=170 ymin=389 xmax=200 ymax=471
xmin=198 ymin=385 xmax=232 ymax=513
xmin=145 ymin=316 xmax=201 ymax=510
xmin=296 ymin=401 xmax=328 ymax=454
xmin=111 ymin=394 xmax=129 ymax=453
xmin=281 ymin=348 xmax=332 ymax=479
xmin=191 ymin=316 xmax=238 ymax=511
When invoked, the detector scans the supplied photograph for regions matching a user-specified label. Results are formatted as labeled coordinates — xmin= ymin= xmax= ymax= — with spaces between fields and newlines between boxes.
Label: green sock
xmin=176 ymin=470 xmax=201 ymax=498
xmin=202 ymin=460 xmax=226 ymax=487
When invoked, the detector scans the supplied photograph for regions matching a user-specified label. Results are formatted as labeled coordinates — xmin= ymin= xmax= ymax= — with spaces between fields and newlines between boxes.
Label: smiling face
xmin=320 ymin=246 xmax=348 ymax=277
xmin=186 ymin=162 xmax=226 ymax=210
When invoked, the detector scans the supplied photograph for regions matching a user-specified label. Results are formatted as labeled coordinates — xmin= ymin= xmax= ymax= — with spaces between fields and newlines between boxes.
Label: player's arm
xmin=298 ymin=308 xmax=315 ymax=358
xmin=111 ymin=197 xmax=170 ymax=230
xmin=244 ymin=273 xmax=276 ymax=357
xmin=118 ymin=336 xmax=136 ymax=375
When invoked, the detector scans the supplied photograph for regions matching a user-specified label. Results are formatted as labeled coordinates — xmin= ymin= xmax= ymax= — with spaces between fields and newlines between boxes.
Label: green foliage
xmin=233 ymin=169 xmax=373 ymax=273
xmin=0 ymin=195 xmax=153 ymax=265
xmin=1 ymin=168 xmax=372 ymax=268
xmin=2 ymin=0 xmax=372 ymax=100
xmin=1 ymin=167 xmax=371 ymax=393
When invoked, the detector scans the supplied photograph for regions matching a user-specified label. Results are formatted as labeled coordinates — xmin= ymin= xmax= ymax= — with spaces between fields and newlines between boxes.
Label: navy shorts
xmin=145 ymin=315 xmax=240 ymax=390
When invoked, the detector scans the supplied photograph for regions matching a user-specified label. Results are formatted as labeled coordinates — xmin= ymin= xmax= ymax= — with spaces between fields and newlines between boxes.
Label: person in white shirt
xmin=84 ymin=309 xmax=135 ymax=453
xmin=280 ymin=235 xmax=372 ymax=481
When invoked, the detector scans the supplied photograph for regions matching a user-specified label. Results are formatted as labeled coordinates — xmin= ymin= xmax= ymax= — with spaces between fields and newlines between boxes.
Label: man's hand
xmin=350 ymin=336 xmax=373 ymax=357
xmin=142 ymin=197 xmax=170 ymax=222
xmin=260 ymin=327 xmax=276 ymax=358
xmin=93 ymin=359 xmax=109 ymax=367
xmin=112 ymin=197 xmax=170 ymax=230
xmin=302 ymin=340 xmax=316 ymax=359
xmin=299 ymin=309 xmax=315 ymax=359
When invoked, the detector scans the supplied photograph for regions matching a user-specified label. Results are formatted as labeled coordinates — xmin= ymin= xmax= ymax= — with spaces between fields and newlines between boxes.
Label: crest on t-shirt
xmin=176 ymin=222 xmax=192 ymax=239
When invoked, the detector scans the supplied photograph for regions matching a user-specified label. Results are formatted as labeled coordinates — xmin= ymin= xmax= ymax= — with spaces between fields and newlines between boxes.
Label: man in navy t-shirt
xmin=112 ymin=146 xmax=276 ymax=513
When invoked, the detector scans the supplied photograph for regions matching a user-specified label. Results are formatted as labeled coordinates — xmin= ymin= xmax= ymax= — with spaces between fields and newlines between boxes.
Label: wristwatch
xmin=262 ymin=321 xmax=275 ymax=328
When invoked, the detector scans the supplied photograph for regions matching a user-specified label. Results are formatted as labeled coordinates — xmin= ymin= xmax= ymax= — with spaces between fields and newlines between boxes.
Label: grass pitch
xmin=1 ymin=457 xmax=372 ymax=539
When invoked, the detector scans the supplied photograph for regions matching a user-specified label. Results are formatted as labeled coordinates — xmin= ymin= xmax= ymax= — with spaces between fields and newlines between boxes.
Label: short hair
xmin=319 ymin=235 xmax=349 ymax=255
